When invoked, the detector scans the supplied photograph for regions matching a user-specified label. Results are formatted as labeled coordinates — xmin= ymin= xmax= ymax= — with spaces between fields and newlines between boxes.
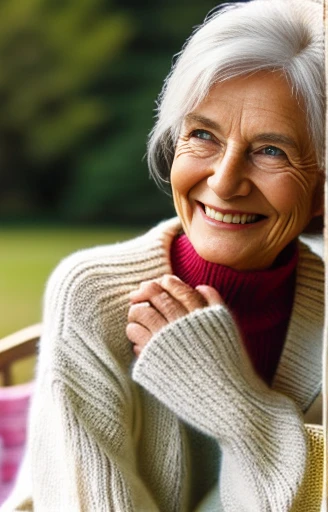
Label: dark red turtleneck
xmin=170 ymin=234 xmax=298 ymax=385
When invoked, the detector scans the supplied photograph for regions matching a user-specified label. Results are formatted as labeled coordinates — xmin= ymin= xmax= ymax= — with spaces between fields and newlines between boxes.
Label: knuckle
xmin=127 ymin=304 xmax=138 ymax=322
xmin=162 ymin=274 xmax=181 ymax=288
xmin=158 ymin=290 xmax=171 ymax=303
xmin=157 ymin=291 xmax=182 ymax=318
xmin=128 ymin=301 xmax=151 ymax=322
xmin=140 ymin=280 xmax=162 ymax=294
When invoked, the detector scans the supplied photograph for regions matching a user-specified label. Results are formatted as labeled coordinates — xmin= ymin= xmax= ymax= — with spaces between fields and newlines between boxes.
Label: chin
xmin=193 ymin=243 xmax=235 ymax=267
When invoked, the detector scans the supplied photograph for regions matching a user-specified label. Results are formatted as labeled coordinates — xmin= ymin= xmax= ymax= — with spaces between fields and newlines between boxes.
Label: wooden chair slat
xmin=0 ymin=324 xmax=41 ymax=385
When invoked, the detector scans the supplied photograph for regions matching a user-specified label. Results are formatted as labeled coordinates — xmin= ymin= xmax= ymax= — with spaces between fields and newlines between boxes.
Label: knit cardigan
xmin=3 ymin=217 xmax=324 ymax=512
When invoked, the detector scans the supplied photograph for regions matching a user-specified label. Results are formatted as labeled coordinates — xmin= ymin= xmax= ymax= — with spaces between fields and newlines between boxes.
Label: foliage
xmin=0 ymin=0 xmax=223 ymax=224
xmin=61 ymin=0 xmax=222 ymax=223
xmin=0 ymin=0 xmax=133 ymax=216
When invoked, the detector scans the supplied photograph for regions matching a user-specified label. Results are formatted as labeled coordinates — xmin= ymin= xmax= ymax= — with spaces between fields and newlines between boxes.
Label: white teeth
xmin=214 ymin=211 xmax=223 ymax=221
xmin=223 ymin=213 xmax=232 ymax=223
xmin=204 ymin=205 xmax=258 ymax=224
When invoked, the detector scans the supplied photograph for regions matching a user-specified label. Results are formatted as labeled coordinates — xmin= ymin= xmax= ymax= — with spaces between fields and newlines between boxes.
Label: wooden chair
xmin=0 ymin=324 xmax=41 ymax=387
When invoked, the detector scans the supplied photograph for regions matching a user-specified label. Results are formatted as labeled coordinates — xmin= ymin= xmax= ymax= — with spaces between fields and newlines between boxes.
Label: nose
xmin=207 ymin=148 xmax=252 ymax=199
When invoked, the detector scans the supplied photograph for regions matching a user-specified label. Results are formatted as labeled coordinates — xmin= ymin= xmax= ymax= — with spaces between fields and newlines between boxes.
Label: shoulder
xmin=43 ymin=217 xmax=182 ymax=327
xmin=297 ymin=237 xmax=324 ymax=292
xmin=295 ymin=238 xmax=324 ymax=318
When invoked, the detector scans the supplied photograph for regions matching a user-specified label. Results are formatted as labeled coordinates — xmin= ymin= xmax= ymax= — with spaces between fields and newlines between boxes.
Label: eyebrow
xmin=184 ymin=113 xmax=220 ymax=131
xmin=252 ymin=133 xmax=298 ymax=150
xmin=184 ymin=113 xmax=299 ymax=150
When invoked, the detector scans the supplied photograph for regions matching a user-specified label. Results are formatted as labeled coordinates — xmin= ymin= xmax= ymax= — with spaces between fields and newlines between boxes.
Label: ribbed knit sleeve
xmin=19 ymin=254 xmax=161 ymax=512
xmin=2 ymin=220 xmax=323 ymax=512
xmin=132 ymin=305 xmax=308 ymax=512
xmin=3 ymin=218 xmax=185 ymax=512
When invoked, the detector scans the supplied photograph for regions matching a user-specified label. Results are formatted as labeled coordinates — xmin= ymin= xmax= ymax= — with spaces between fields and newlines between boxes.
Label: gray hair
xmin=148 ymin=0 xmax=324 ymax=189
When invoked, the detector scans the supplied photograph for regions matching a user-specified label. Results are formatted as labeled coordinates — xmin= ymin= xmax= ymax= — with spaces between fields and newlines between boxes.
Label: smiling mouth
xmin=204 ymin=205 xmax=264 ymax=225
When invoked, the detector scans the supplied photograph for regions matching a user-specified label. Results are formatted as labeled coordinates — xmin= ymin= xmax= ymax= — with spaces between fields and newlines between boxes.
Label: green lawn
xmin=0 ymin=226 xmax=142 ymax=339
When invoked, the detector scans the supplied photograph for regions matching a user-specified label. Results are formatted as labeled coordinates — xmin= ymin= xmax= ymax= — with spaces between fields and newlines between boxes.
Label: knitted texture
xmin=291 ymin=425 xmax=324 ymax=511
xmin=133 ymin=306 xmax=307 ymax=511
xmin=1 ymin=218 xmax=324 ymax=512
xmin=170 ymin=234 xmax=298 ymax=384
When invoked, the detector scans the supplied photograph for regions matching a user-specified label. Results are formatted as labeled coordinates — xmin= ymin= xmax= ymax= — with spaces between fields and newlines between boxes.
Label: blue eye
xmin=192 ymin=130 xmax=213 ymax=141
xmin=262 ymin=145 xmax=285 ymax=157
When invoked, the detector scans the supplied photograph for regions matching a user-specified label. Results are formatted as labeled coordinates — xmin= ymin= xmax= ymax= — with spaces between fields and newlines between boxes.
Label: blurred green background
xmin=1 ymin=0 xmax=224 ymax=338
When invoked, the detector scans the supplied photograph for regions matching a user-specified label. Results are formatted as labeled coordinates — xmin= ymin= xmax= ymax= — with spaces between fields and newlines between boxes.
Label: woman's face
xmin=170 ymin=72 xmax=323 ymax=270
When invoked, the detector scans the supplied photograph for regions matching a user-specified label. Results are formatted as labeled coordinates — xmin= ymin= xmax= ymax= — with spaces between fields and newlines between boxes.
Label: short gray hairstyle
xmin=148 ymin=0 xmax=324 ymax=189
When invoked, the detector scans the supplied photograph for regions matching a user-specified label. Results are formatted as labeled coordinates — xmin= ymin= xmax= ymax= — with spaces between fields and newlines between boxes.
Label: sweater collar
xmin=170 ymin=233 xmax=298 ymax=315
xmin=148 ymin=218 xmax=324 ymax=411
xmin=272 ymin=241 xmax=324 ymax=410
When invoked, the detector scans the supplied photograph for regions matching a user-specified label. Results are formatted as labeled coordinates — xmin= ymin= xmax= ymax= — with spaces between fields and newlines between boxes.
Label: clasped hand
xmin=126 ymin=274 xmax=223 ymax=356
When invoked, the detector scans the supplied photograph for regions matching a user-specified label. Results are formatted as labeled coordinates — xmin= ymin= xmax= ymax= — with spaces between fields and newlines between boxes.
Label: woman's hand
xmin=126 ymin=274 xmax=223 ymax=356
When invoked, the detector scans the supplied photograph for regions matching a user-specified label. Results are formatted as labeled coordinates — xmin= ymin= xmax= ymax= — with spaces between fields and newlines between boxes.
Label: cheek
xmin=170 ymin=169 xmax=190 ymax=221
xmin=170 ymin=157 xmax=205 ymax=198
xmin=261 ymin=174 xmax=315 ymax=218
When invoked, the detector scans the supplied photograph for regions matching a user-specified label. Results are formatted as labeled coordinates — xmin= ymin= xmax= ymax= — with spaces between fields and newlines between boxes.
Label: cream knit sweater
xmin=2 ymin=218 xmax=324 ymax=512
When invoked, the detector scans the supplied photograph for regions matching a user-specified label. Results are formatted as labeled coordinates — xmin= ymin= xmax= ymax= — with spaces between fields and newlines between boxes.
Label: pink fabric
xmin=0 ymin=382 xmax=33 ymax=414
xmin=1 ymin=444 xmax=26 ymax=482
xmin=0 ymin=382 xmax=33 ymax=505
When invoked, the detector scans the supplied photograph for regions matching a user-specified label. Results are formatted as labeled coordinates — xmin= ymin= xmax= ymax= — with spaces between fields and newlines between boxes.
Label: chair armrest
xmin=0 ymin=324 xmax=41 ymax=370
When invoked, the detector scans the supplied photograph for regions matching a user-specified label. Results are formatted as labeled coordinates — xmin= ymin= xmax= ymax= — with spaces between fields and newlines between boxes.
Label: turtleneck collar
xmin=170 ymin=234 xmax=298 ymax=384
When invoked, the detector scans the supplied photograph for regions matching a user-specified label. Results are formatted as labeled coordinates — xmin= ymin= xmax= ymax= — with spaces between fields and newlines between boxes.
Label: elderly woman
xmin=3 ymin=0 xmax=324 ymax=511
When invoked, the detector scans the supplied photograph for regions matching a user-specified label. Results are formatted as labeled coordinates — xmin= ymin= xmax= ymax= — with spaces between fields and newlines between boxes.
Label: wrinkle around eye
xmin=173 ymin=139 xmax=193 ymax=158
xmin=257 ymin=166 xmax=317 ymax=195
xmin=284 ymin=173 xmax=317 ymax=198
xmin=177 ymin=131 xmax=223 ymax=159
xmin=174 ymin=137 xmax=217 ymax=159
xmin=251 ymin=148 xmax=319 ymax=175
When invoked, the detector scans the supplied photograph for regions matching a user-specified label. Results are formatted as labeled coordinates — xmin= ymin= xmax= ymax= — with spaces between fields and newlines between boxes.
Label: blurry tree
xmin=61 ymin=0 xmax=222 ymax=224
xmin=0 ymin=0 xmax=133 ymax=218
xmin=0 ymin=0 xmax=224 ymax=225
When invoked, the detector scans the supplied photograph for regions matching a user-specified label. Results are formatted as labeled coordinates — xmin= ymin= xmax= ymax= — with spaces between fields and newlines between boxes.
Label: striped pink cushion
xmin=1 ymin=444 xmax=26 ymax=482
xmin=0 ymin=382 xmax=33 ymax=446
xmin=0 ymin=381 xmax=33 ymax=505
xmin=0 ymin=382 xmax=33 ymax=414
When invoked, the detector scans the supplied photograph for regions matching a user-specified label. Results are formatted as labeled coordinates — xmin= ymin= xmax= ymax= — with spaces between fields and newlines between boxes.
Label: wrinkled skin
xmin=127 ymin=72 xmax=324 ymax=355
xmin=127 ymin=275 xmax=222 ymax=356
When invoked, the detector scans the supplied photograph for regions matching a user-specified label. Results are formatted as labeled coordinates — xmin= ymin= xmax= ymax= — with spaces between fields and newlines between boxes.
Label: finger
xmin=132 ymin=344 xmax=142 ymax=357
xmin=195 ymin=285 xmax=224 ymax=306
xmin=149 ymin=288 xmax=189 ymax=322
xmin=130 ymin=279 xmax=190 ymax=322
xmin=129 ymin=280 xmax=163 ymax=303
xmin=160 ymin=274 xmax=208 ymax=312
xmin=126 ymin=321 xmax=151 ymax=347
xmin=128 ymin=301 xmax=167 ymax=333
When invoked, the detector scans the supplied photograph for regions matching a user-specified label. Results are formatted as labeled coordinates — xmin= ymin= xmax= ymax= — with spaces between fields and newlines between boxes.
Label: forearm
xmin=132 ymin=305 xmax=307 ymax=511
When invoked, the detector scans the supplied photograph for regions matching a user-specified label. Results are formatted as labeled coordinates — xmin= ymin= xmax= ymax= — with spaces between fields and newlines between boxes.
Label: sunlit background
xmin=1 ymin=0 xmax=225 ymax=339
